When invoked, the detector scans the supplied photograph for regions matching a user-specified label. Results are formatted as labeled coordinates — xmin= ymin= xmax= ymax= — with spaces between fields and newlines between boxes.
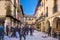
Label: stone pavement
xmin=4 ymin=30 xmax=58 ymax=40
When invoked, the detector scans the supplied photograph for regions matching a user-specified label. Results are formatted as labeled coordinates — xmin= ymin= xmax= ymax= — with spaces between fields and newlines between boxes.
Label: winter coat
xmin=0 ymin=26 xmax=4 ymax=37
xmin=20 ymin=28 xmax=25 ymax=35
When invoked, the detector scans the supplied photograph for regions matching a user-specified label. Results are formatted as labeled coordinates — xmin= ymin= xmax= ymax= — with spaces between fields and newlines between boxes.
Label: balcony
xmin=36 ymin=15 xmax=44 ymax=21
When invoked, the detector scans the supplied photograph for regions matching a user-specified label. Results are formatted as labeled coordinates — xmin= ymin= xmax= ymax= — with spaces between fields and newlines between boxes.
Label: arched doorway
xmin=46 ymin=20 xmax=50 ymax=27
xmin=53 ymin=17 xmax=60 ymax=31
xmin=57 ymin=18 xmax=60 ymax=30
xmin=36 ymin=22 xmax=41 ymax=31
xmin=41 ymin=22 xmax=45 ymax=32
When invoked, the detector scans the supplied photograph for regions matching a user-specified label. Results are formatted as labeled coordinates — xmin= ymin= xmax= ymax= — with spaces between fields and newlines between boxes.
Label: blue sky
xmin=20 ymin=0 xmax=38 ymax=15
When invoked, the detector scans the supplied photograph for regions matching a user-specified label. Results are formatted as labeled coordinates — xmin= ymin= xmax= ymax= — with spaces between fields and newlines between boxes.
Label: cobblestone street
xmin=4 ymin=30 xmax=58 ymax=40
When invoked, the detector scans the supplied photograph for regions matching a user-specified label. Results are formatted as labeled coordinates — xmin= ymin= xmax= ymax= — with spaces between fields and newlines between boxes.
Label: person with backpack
xmin=20 ymin=24 xmax=26 ymax=40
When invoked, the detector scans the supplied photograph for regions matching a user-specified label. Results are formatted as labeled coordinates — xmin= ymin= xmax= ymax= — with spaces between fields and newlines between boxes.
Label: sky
xmin=20 ymin=0 xmax=38 ymax=15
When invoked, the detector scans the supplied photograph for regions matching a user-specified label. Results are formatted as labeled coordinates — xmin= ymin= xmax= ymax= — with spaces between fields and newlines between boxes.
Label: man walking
xmin=20 ymin=24 xmax=26 ymax=40
xmin=25 ymin=25 xmax=29 ymax=35
xmin=11 ymin=25 xmax=16 ymax=37
xmin=48 ymin=26 xmax=51 ymax=36
xmin=6 ymin=25 xmax=9 ymax=36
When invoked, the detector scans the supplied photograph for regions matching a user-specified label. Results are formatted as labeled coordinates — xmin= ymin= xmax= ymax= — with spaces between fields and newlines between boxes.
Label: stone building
xmin=22 ymin=15 xmax=35 ymax=25
xmin=34 ymin=0 xmax=60 ymax=34
xmin=0 ymin=0 xmax=23 ymax=33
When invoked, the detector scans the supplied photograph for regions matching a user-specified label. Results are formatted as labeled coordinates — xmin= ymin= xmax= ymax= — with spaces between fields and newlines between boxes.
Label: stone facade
xmin=0 ymin=0 xmax=23 ymax=34
xmin=34 ymin=0 xmax=60 ymax=33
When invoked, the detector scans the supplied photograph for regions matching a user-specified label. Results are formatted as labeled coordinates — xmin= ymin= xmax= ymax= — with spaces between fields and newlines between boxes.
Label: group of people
xmin=0 ymin=23 xmax=52 ymax=40
xmin=5 ymin=24 xmax=34 ymax=40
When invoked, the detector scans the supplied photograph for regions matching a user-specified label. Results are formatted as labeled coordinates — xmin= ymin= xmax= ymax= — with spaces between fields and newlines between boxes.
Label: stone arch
xmin=52 ymin=17 xmax=60 ymax=31
xmin=46 ymin=20 xmax=50 ymax=27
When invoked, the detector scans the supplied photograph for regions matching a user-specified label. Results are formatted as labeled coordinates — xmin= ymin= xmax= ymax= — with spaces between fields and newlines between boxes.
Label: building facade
xmin=34 ymin=0 xmax=60 ymax=34
xmin=23 ymin=15 xmax=35 ymax=25
xmin=0 ymin=0 xmax=23 ymax=34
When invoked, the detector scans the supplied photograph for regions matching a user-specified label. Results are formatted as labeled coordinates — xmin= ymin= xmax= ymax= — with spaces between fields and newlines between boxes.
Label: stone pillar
xmin=6 ymin=17 xmax=11 ymax=34
xmin=41 ymin=22 xmax=44 ymax=32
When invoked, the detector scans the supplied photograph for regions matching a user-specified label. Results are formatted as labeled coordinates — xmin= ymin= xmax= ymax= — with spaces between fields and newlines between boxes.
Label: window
xmin=53 ymin=0 xmax=57 ymax=13
xmin=56 ymin=18 xmax=60 ymax=29
xmin=46 ymin=7 xmax=48 ymax=17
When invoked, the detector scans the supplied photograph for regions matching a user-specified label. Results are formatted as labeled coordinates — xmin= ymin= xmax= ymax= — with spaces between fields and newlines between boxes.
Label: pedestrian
xmin=18 ymin=25 xmax=21 ymax=38
xmin=0 ymin=24 xmax=4 ymax=40
xmin=25 ymin=25 xmax=29 ymax=35
xmin=20 ymin=24 xmax=26 ymax=40
xmin=23 ymin=26 xmax=26 ymax=36
xmin=48 ymin=26 xmax=51 ymax=36
xmin=11 ymin=25 xmax=16 ymax=37
xmin=6 ymin=25 xmax=9 ymax=36
xmin=15 ymin=25 xmax=19 ymax=38
xmin=9 ymin=26 xmax=13 ymax=37
xmin=29 ymin=25 xmax=33 ymax=36
xmin=32 ymin=25 xmax=34 ymax=32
